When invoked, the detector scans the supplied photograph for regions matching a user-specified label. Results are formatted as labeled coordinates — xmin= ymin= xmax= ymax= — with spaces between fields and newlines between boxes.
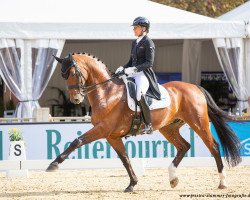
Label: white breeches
xmin=128 ymin=71 xmax=149 ymax=101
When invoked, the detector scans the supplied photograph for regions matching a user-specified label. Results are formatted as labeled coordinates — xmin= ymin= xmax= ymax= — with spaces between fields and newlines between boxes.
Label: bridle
xmin=63 ymin=58 xmax=123 ymax=96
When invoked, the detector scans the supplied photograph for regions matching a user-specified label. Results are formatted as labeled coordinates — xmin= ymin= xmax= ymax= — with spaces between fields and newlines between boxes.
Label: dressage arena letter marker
xmin=7 ymin=141 xmax=29 ymax=177
xmin=14 ymin=144 xmax=22 ymax=156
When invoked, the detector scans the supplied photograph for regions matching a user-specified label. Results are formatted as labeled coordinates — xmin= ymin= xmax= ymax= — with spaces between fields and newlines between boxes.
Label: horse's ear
xmin=52 ymin=55 xmax=63 ymax=63
xmin=68 ymin=53 xmax=73 ymax=61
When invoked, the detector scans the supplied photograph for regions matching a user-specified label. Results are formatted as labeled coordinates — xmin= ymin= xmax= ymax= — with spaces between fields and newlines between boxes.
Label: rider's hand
xmin=124 ymin=67 xmax=137 ymax=75
xmin=115 ymin=66 xmax=124 ymax=74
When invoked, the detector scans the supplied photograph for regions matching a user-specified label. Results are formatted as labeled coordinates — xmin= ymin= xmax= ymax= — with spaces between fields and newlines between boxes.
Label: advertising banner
xmin=0 ymin=122 xmax=249 ymax=160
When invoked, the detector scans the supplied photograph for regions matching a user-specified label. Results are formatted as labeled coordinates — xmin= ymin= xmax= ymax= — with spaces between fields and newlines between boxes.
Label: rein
xmin=66 ymin=59 xmax=124 ymax=96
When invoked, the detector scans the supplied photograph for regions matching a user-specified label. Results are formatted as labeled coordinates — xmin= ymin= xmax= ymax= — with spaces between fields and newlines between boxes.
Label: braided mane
xmin=72 ymin=52 xmax=105 ymax=64
xmin=61 ymin=52 xmax=110 ymax=79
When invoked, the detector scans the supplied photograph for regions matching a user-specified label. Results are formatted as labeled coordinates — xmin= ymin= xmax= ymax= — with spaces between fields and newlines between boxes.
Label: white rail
xmin=51 ymin=116 xmax=91 ymax=122
xmin=0 ymin=116 xmax=91 ymax=123
xmin=0 ymin=157 xmax=250 ymax=171
xmin=0 ymin=118 xmax=36 ymax=123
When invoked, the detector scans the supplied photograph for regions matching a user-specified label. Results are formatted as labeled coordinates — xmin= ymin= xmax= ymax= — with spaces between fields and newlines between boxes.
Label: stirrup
xmin=142 ymin=124 xmax=153 ymax=134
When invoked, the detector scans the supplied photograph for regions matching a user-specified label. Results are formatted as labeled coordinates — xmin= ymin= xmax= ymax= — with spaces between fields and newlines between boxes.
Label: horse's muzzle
xmin=73 ymin=99 xmax=81 ymax=104
xmin=70 ymin=94 xmax=84 ymax=104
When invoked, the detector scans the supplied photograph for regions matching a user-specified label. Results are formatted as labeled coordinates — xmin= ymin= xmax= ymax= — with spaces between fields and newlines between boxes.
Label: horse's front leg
xmin=46 ymin=124 xmax=107 ymax=171
xmin=107 ymin=137 xmax=138 ymax=193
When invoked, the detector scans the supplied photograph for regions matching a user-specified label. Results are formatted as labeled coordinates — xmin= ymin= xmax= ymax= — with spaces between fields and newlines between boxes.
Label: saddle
xmin=121 ymin=76 xmax=171 ymax=138
xmin=125 ymin=77 xmax=171 ymax=112
xmin=127 ymin=77 xmax=153 ymax=106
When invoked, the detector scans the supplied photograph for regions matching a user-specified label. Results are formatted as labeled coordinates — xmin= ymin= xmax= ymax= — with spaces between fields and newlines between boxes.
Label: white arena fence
xmin=0 ymin=116 xmax=91 ymax=123
xmin=0 ymin=119 xmax=249 ymax=177
xmin=0 ymin=158 xmax=250 ymax=177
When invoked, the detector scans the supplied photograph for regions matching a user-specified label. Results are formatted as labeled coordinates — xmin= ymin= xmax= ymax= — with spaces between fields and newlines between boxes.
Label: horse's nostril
xmin=74 ymin=99 xmax=79 ymax=103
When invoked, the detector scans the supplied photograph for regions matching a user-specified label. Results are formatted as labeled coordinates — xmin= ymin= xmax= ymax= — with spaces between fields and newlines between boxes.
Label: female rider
xmin=116 ymin=16 xmax=161 ymax=134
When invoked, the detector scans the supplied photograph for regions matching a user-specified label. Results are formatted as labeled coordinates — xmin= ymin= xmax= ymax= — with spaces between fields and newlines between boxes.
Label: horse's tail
xmin=197 ymin=86 xmax=242 ymax=167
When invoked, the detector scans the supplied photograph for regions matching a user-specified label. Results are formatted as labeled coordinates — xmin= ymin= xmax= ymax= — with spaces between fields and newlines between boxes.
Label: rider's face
xmin=133 ymin=25 xmax=144 ymax=37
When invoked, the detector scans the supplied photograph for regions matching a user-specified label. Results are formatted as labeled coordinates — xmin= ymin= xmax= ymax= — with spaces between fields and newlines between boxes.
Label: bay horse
xmin=47 ymin=53 xmax=242 ymax=192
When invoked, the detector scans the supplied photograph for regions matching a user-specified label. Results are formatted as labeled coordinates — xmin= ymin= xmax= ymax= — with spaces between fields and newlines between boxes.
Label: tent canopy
xmin=219 ymin=1 xmax=250 ymax=21
xmin=215 ymin=1 xmax=250 ymax=111
xmin=0 ymin=0 xmax=246 ymax=39
xmin=218 ymin=1 xmax=250 ymax=36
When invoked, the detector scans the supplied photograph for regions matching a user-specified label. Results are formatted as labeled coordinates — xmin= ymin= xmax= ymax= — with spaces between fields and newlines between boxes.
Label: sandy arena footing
xmin=0 ymin=166 xmax=249 ymax=200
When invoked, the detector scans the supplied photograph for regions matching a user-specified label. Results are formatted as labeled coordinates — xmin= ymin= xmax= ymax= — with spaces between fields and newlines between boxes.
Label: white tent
xmin=0 ymin=0 xmax=246 ymax=39
xmin=0 ymin=0 xmax=247 ymax=118
xmin=219 ymin=1 xmax=250 ymax=21
xmin=219 ymin=1 xmax=250 ymax=38
xmin=211 ymin=1 xmax=250 ymax=113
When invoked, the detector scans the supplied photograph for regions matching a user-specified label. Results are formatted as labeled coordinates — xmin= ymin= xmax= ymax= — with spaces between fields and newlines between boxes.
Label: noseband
xmin=63 ymin=58 xmax=123 ymax=96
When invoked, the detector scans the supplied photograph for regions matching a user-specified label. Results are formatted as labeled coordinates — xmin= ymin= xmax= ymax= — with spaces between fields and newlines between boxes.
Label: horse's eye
xmin=62 ymin=72 xmax=70 ymax=80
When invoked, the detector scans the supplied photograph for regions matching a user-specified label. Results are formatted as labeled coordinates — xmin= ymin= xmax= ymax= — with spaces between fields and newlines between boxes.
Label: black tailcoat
xmin=124 ymin=35 xmax=161 ymax=100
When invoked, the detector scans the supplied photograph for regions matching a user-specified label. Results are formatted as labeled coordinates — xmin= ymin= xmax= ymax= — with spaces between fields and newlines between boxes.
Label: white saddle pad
xmin=121 ymin=75 xmax=171 ymax=112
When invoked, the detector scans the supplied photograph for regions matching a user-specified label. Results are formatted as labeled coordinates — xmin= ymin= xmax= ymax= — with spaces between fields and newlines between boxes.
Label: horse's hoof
xmin=46 ymin=162 xmax=59 ymax=172
xmin=170 ymin=177 xmax=179 ymax=188
xmin=218 ymin=184 xmax=227 ymax=189
xmin=124 ymin=186 xmax=134 ymax=193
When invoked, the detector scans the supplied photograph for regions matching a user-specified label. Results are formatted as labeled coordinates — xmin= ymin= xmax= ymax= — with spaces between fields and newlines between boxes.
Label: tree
xmin=151 ymin=0 xmax=247 ymax=17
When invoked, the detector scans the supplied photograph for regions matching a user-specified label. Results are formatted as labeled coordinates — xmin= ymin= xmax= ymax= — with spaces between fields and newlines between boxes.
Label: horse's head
xmin=54 ymin=54 xmax=88 ymax=104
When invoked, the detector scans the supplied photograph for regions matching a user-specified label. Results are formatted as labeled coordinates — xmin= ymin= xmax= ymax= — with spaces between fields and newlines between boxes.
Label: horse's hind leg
xmin=185 ymin=116 xmax=226 ymax=189
xmin=159 ymin=121 xmax=190 ymax=188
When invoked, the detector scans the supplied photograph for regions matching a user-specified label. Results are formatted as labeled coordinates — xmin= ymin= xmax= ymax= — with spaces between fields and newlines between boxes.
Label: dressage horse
xmin=47 ymin=53 xmax=242 ymax=192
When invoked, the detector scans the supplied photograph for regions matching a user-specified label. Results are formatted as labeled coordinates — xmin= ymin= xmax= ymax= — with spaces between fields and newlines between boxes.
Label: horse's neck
xmin=83 ymin=59 xmax=125 ymax=124
xmin=86 ymin=61 xmax=114 ymax=107
xmin=87 ymin=63 xmax=111 ymax=85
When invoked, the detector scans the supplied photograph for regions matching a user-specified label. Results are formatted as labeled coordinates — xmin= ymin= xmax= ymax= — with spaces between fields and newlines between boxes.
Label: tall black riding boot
xmin=139 ymin=95 xmax=153 ymax=134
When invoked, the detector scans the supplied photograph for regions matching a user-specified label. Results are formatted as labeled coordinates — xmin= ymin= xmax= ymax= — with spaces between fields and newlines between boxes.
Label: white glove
xmin=115 ymin=66 xmax=124 ymax=74
xmin=124 ymin=67 xmax=137 ymax=75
